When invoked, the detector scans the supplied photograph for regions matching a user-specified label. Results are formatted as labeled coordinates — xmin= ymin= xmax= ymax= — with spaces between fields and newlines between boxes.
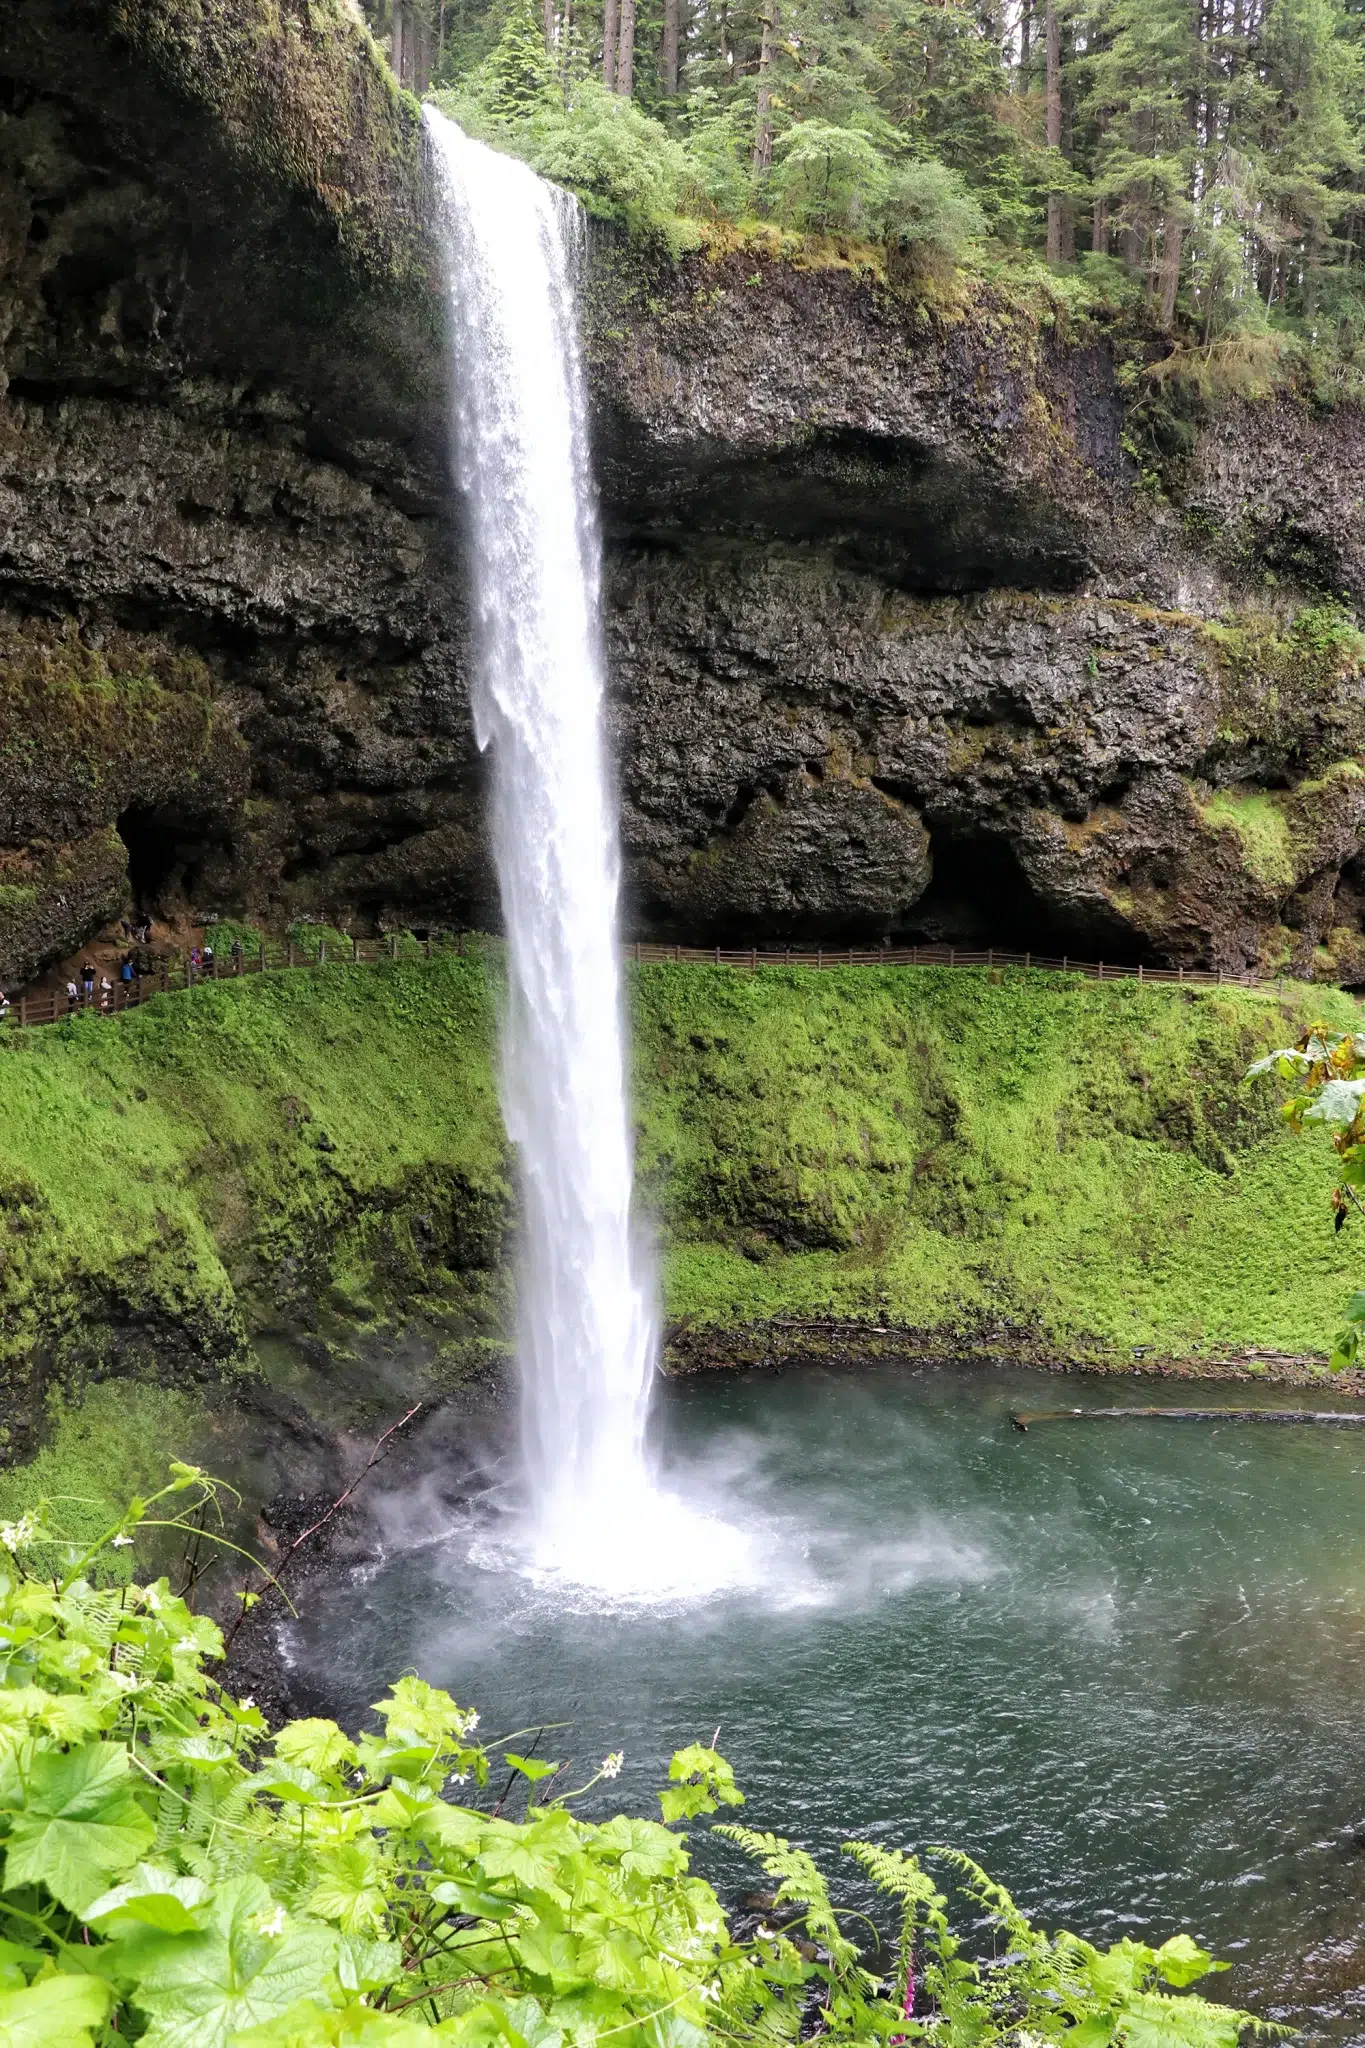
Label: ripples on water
xmin=285 ymin=1363 xmax=1365 ymax=2040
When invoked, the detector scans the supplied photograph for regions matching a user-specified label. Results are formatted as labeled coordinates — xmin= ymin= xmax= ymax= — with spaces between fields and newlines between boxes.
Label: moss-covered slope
xmin=635 ymin=964 xmax=1360 ymax=1361
xmin=0 ymin=959 xmax=509 ymax=1453
xmin=1 ymin=960 xmax=1361 ymax=1431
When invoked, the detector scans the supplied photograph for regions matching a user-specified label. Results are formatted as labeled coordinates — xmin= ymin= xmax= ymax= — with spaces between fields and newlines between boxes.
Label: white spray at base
xmin=425 ymin=110 xmax=755 ymax=1601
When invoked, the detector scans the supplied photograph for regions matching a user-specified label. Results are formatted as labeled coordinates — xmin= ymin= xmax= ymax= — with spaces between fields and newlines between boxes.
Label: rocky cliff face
xmin=3 ymin=2 xmax=1365 ymax=980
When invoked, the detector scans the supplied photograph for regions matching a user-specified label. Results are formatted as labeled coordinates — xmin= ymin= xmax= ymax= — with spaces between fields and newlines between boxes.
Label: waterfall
xmin=426 ymin=110 xmax=741 ymax=1598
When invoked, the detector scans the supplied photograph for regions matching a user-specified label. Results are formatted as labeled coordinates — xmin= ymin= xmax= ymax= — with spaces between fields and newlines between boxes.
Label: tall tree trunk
xmin=1158 ymin=223 xmax=1183 ymax=323
xmin=616 ymin=0 xmax=636 ymax=94
xmin=752 ymin=0 xmax=778 ymax=171
xmin=1019 ymin=0 xmax=1031 ymax=84
xmin=543 ymin=0 xmax=555 ymax=54
xmin=390 ymin=0 xmax=406 ymax=85
xmin=1092 ymin=196 xmax=1107 ymax=254
xmin=660 ymin=0 xmax=680 ymax=94
xmin=602 ymin=0 xmax=619 ymax=87
xmin=1045 ymin=0 xmax=1066 ymax=262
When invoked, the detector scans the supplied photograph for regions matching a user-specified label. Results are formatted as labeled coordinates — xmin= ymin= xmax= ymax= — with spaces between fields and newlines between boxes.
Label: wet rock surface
xmin=2 ymin=2 xmax=1365 ymax=979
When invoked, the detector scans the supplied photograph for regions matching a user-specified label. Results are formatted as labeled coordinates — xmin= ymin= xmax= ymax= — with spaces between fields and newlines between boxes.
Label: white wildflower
xmin=463 ymin=1710 xmax=480 ymax=1732
xmin=175 ymin=1637 xmax=199 ymax=1656
xmin=240 ymin=1696 xmax=255 ymax=1710
xmin=253 ymin=1906 xmax=287 ymax=1939
xmin=0 ymin=1515 xmax=36 ymax=1552
xmin=110 ymin=1534 xmax=134 ymax=1549
xmin=699 ymin=1981 xmax=722 ymax=2004
xmin=599 ymin=1751 xmax=624 ymax=1780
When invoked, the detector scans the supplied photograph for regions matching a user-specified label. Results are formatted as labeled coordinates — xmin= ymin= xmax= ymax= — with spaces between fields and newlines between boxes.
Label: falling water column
xmin=424 ymin=109 xmax=659 ymax=1586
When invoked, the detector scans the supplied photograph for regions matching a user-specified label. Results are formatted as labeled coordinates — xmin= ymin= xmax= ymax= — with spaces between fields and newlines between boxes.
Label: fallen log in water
xmin=1010 ymin=1406 xmax=1365 ymax=1432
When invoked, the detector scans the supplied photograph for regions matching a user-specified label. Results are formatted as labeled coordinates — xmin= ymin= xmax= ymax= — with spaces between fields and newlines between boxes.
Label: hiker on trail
xmin=0 ymin=994 xmax=10 ymax=1024
xmin=120 ymin=955 xmax=134 ymax=990
xmin=80 ymin=960 xmax=95 ymax=1002
xmin=202 ymin=941 xmax=215 ymax=975
xmin=230 ymin=938 xmax=243 ymax=972
xmin=100 ymin=976 xmax=112 ymax=1012
xmin=66 ymin=979 xmax=78 ymax=1014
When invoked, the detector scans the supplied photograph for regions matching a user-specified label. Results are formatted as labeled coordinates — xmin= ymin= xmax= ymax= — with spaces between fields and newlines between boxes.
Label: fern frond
xmin=714 ymin=1826 xmax=859 ymax=1972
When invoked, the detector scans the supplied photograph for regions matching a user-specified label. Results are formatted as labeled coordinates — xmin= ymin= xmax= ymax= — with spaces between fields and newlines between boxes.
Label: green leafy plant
xmin=0 ymin=1467 xmax=1276 ymax=2045
xmin=1247 ymin=1024 xmax=1365 ymax=1365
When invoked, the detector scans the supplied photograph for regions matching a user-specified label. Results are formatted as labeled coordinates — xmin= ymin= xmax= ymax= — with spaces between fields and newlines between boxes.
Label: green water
xmin=287 ymin=1364 xmax=1365 ymax=2037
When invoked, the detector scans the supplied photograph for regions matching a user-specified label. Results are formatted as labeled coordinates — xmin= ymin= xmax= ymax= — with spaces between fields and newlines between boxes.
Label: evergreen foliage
xmin=0 ymin=1469 xmax=1276 ymax=2045
xmin=379 ymin=0 xmax=1365 ymax=355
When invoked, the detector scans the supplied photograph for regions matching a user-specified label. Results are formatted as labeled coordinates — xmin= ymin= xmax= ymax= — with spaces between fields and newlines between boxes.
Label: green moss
xmin=0 ymin=1383 xmax=209 ymax=1558
xmin=1196 ymin=789 xmax=1296 ymax=886
xmin=1199 ymin=600 xmax=1365 ymax=769
xmin=631 ymin=963 xmax=1362 ymax=1361
xmin=111 ymin=0 xmax=427 ymax=285
xmin=0 ymin=960 xmax=1358 ymax=1422
xmin=0 ymin=957 xmax=509 ymax=1416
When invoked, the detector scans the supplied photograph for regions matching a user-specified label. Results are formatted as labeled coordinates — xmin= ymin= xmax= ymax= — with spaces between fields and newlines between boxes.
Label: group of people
xmin=63 ymin=946 xmax=155 ymax=1014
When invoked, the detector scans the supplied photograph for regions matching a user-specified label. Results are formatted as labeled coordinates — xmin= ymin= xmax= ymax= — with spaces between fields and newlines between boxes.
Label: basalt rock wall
xmin=3 ymin=0 xmax=1365 ymax=981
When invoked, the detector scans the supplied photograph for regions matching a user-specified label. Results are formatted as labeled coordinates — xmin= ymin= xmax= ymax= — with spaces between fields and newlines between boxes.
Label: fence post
xmin=949 ymin=947 xmax=956 ymax=968
xmin=817 ymin=947 xmax=823 ymax=969
xmin=1062 ymin=956 xmax=1068 ymax=973
xmin=1024 ymin=951 xmax=1031 ymax=970
xmin=17 ymin=994 xmax=25 ymax=1028
xmin=318 ymin=939 xmax=325 ymax=966
xmin=1217 ymin=966 xmax=1223 ymax=983
xmin=988 ymin=947 xmax=994 ymax=968
xmin=1098 ymin=961 xmax=1104 ymax=981
xmin=714 ymin=945 xmax=720 ymax=966
xmin=751 ymin=946 xmax=757 ymax=971
xmin=1138 ymin=963 xmax=1143 ymax=983
xmin=353 ymin=937 xmax=360 ymax=964
xmin=288 ymin=940 xmax=296 ymax=969
xmin=390 ymin=933 xmax=398 ymax=962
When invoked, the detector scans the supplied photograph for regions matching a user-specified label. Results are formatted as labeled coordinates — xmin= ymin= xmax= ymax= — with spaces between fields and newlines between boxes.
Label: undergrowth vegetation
xmin=0 ymin=959 xmax=1358 ymax=1409
xmin=0 ymin=1466 xmax=1272 ymax=2046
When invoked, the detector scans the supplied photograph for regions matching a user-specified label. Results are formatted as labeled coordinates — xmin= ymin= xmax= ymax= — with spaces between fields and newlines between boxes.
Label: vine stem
xmin=222 ymin=1402 xmax=424 ymax=1650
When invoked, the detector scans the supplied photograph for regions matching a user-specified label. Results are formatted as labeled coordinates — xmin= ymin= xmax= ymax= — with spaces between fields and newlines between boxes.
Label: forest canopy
xmin=366 ymin=0 xmax=1365 ymax=350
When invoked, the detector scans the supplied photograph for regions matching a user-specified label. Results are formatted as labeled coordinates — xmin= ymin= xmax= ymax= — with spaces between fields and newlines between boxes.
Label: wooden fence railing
xmin=6 ymin=931 xmax=476 ymax=1030
xmin=4 ymin=930 xmax=1297 ymax=1031
xmin=625 ymin=940 xmax=1278 ymax=987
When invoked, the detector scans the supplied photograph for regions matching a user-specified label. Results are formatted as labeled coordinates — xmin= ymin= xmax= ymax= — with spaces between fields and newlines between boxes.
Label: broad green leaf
xmin=124 ymin=1874 xmax=338 ymax=2048
xmin=3 ymin=1742 xmax=154 ymax=1911
xmin=1086 ymin=1938 xmax=1156 ymax=2003
xmin=334 ymin=1935 xmax=402 ymax=1994
xmin=1304 ymin=1077 xmax=1365 ymax=1122
xmin=513 ymin=1921 xmax=590 ymax=1991
xmin=251 ymin=1759 xmax=327 ymax=1805
xmin=661 ymin=1744 xmax=743 ymax=1822
xmin=0 ymin=1971 xmax=112 ymax=2048
xmin=307 ymin=1848 xmax=388 ymax=1937
xmin=275 ymin=1720 xmax=357 ymax=1775
xmin=1152 ymin=1934 xmax=1225 ymax=1987
xmin=371 ymin=1676 xmax=474 ymax=1749
xmin=504 ymin=1753 xmax=559 ymax=1785
xmin=82 ymin=1863 xmax=208 ymax=1935
xmin=596 ymin=1816 xmax=687 ymax=1878
xmin=234 ymin=2000 xmax=452 ymax=2044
